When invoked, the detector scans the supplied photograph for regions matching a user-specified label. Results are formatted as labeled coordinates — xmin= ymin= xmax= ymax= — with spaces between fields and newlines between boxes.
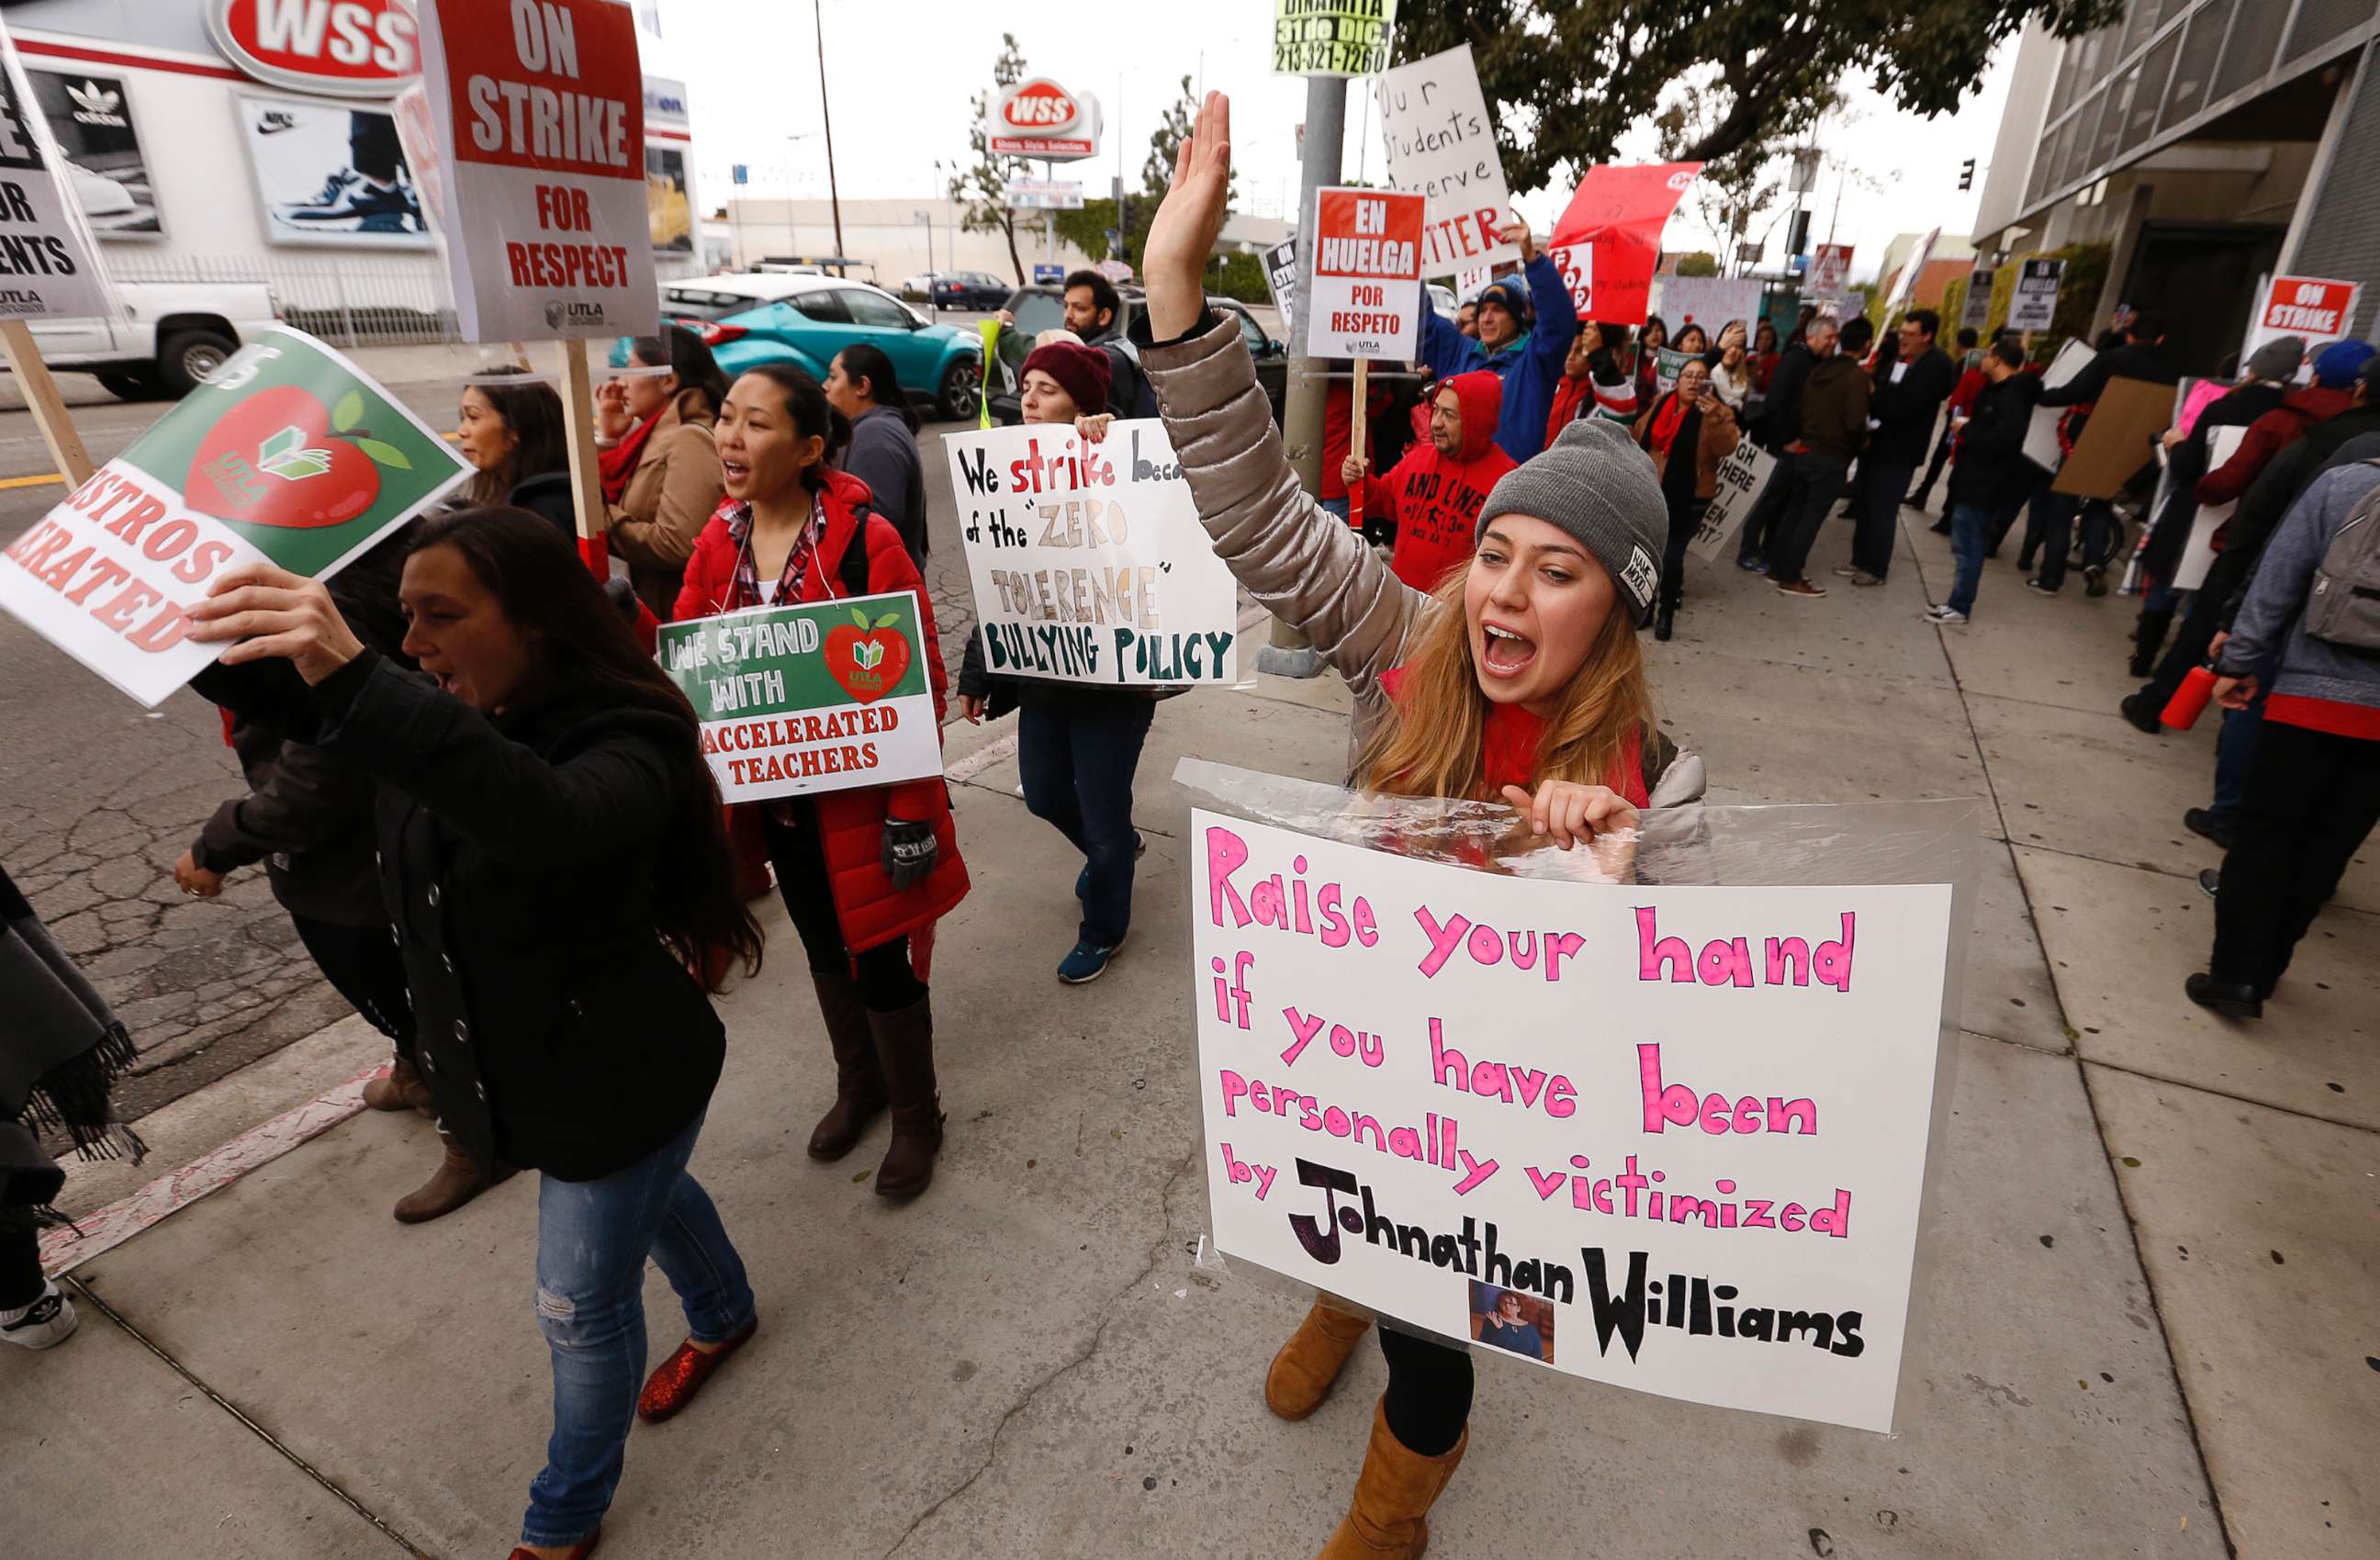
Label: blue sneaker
xmin=1075 ymin=830 xmax=1148 ymax=900
xmin=1735 ymin=555 xmax=1767 ymax=573
xmin=1057 ymin=938 xmax=1122 ymax=984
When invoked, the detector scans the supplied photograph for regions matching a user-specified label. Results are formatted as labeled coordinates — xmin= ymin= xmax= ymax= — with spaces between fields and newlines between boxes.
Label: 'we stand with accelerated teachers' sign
xmin=947 ymin=421 xmax=1239 ymax=686
xmin=1191 ymin=812 xmax=1956 ymax=1431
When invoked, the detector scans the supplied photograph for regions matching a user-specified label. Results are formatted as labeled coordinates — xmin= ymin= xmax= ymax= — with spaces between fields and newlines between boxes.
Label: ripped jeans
xmin=522 ymin=1111 xmax=754 ymax=1548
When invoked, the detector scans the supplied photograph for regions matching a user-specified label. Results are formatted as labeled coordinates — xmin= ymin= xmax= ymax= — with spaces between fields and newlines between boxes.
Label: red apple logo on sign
xmin=1003 ymin=80 xmax=1079 ymax=131
xmin=187 ymin=385 xmax=412 ymax=529
xmin=825 ymin=606 xmax=911 ymax=704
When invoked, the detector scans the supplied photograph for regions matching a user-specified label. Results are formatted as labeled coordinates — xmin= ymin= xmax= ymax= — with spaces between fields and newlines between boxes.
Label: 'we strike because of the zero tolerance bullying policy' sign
xmin=414 ymin=0 xmax=657 ymax=341
xmin=0 ymin=328 xmax=470 ymax=705
xmin=1191 ymin=812 xmax=1958 ymax=1432
xmin=947 ymin=421 xmax=1240 ymax=687
xmin=1306 ymin=186 xmax=1425 ymax=362
xmin=659 ymin=592 xmax=943 ymax=804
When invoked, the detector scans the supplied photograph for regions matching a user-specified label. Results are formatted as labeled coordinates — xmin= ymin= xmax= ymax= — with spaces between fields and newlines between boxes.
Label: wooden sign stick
xmin=555 ymin=337 xmax=609 ymax=579
xmin=0 ymin=320 xmax=95 ymax=489
xmin=1346 ymin=354 xmax=1369 ymax=531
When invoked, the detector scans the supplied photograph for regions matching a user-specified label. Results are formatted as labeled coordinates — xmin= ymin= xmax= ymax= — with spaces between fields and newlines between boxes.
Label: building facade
xmin=1969 ymin=0 xmax=2380 ymax=373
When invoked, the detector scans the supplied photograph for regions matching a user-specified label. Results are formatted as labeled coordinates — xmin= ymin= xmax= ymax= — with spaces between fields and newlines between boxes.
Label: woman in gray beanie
xmin=1127 ymin=94 xmax=1707 ymax=1560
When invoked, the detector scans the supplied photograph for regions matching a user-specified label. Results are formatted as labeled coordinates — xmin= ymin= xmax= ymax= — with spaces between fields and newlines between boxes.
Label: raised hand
xmin=186 ymin=561 xmax=365 ymax=684
xmin=1143 ymin=93 xmax=1232 ymax=341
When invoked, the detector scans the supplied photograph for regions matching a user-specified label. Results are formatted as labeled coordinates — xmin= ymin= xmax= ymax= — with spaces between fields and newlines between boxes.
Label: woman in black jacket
xmin=185 ymin=508 xmax=765 ymax=1560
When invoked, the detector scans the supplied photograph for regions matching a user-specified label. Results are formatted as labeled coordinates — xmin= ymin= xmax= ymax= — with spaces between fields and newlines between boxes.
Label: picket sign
xmin=1686 ymin=435 xmax=1779 ymax=563
xmin=2021 ymin=338 xmax=2094 ymax=473
xmin=556 ymin=339 xmax=608 ymax=562
xmin=0 ymin=321 xmax=94 ymax=487
xmin=1347 ymin=356 xmax=1371 ymax=531
xmin=2171 ymin=425 xmax=2248 ymax=591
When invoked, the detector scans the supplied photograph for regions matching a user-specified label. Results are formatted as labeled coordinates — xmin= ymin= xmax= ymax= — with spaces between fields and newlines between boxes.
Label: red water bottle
xmin=2162 ymin=665 xmax=2217 ymax=730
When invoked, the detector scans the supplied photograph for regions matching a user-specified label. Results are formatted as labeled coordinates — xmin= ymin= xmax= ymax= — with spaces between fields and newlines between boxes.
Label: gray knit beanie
xmin=1476 ymin=417 xmax=1669 ymax=625
xmin=2246 ymin=335 xmax=2307 ymax=383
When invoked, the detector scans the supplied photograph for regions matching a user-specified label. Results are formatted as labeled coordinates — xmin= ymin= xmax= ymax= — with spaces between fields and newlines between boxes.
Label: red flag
xmin=1548 ymin=163 xmax=1702 ymax=327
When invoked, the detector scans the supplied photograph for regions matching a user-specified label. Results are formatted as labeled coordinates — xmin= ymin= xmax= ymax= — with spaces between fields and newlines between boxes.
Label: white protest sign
xmin=0 ymin=24 xmax=112 ymax=319
xmin=1263 ymin=235 xmax=1299 ymax=339
xmin=1687 ymin=435 xmax=1779 ymax=563
xmin=2240 ymin=274 xmax=2363 ymax=368
xmin=2171 ymin=424 xmax=2248 ymax=591
xmin=657 ymin=593 xmax=943 ymax=803
xmin=1272 ymin=0 xmax=1396 ymax=76
xmin=946 ymin=420 xmax=1239 ymax=686
xmin=1191 ymin=808 xmax=1956 ymax=1432
xmin=1548 ymin=243 xmax=1591 ymax=318
xmin=1375 ymin=44 xmax=1519 ymax=276
xmin=2021 ymin=337 xmax=2094 ymax=472
xmin=1305 ymin=185 xmax=1424 ymax=362
xmin=1886 ymin=226 xmax=1938 ymax=311
xmin=2007 ymin=258 xmax=2063 ymax=333
xmin=1454 ymin=263 xmax=1494 ymax=302
xmin=414 ymin=0 xmax=658 ymax=342
xmin=1807 ymin=243 xmax=1853 ymax=304
xmin=1653 ymin=277 xmax=1763 ymax=337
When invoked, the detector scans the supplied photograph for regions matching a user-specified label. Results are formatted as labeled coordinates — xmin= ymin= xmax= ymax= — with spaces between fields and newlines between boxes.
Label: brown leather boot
xmin=392 ymin=1132 xmax=511 ymax=1224
xmin=1315 ymin=1397 xmax=1467 ymax=1560
xmin=1266 ymin=1298 xmax=1374 ymax=1420
xmin=807 ymin=971 xmax=888 ymax=1161
xmin=361 ymin=1051 xmax=432 ymax=1115
xmin=868 ymin=994 xmax=943 ymax=1199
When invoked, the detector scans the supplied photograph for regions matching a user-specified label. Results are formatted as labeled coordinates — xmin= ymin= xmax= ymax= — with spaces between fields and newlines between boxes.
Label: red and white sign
xmin=1547 ymin=162 xmax=1700 ymax=328
xmin=987 ymin=77 xmax=1102 ymax=161
xmin=1304 ymin=186 xmax=1425 ymax=361
xmin=414 ymin=0 xmax=656 ymax=342
xmin=1808 ymin=242 xmax=1854 ymax=303
xmin=1548 ymin=242 xmax=1591 ymax=317
xmin=207 ymin=0 xmax=421 ymax=97
xmin=2241 ymin=274 xmax=2364 ymax=369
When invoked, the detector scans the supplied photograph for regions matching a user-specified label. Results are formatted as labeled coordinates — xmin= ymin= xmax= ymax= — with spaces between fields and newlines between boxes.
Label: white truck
xmin=23 ymin=279 xmax=283 ymax=400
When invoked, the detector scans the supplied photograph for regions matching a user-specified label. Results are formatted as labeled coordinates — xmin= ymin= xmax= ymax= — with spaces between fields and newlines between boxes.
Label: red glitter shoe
xmin=636 ymin=1316 xmax=758 ymax=1424
xmin=506 ymin=1529 xmax=599 ymax=1560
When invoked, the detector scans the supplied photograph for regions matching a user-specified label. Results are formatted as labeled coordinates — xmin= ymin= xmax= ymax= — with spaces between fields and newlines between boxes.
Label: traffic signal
xmin=1787 ymin=208 xmax=1811 ymax=257
xmin=1959 ymin=159 xmax=1976 ymax=191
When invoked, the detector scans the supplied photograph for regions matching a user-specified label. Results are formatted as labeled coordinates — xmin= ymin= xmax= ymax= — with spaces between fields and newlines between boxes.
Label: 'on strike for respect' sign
xmin=1305 ymin=186 xmax=1425 ymax=362
xmin=1191 ymin=809 xmax=1958 ymax=1432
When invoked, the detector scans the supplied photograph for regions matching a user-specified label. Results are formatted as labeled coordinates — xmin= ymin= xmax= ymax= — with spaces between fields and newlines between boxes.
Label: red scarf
xmin=599 ymin=410 xmax=665 ymax=506
xmin=1647 ymin=391 xmax=1690 ymax=456
xmin=1545 ymin=376 xmax=1591 ymax=443
xmin=1378 ymin=667 xmax=1650 ymax=806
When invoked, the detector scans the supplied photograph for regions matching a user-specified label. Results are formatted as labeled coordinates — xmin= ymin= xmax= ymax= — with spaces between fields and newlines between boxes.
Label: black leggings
xmin=0 ymin=1206 xmax=42 ymax=1309
xmin=759 ymin=804 xmax=926 ymax=1012
xmin=1379 ymin=1326 xmax=1473 ymax=1456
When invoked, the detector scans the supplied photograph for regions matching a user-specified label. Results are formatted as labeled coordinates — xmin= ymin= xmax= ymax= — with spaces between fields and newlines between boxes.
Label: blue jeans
xmin=1016 ymin=694 xmax=1156 ymax=948
xmin=1853 ymin=461 xmax=1915 ymax=577
xmin=2210 ymin=654 xmax=2277 ymax=828
xmin=522 ymin=1111 xmax=754 ymax=1547
xmin=1946 ymin=501 xmax=1991 ymax=615
xmin=1319 ymin=495 xmax=1351 ymax=522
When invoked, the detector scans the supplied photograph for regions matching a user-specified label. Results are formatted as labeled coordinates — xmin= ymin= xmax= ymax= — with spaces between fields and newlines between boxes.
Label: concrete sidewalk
xmin=5 ymin=503 xmax=2373 ymax=1559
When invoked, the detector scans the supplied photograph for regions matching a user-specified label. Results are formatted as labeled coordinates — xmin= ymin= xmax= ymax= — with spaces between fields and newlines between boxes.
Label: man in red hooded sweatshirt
xmin=1340 ymin=369 xmax=1516 ymax=590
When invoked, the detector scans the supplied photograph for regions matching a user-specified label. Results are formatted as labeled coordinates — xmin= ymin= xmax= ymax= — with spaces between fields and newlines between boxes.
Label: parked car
xmin=896 ymin=272 xmax=941 ymax=302
xmin=29 ymin=279 xmax=282 ymax=399
xmin=985 ymin=284 xmax=1287 ymax=425
xmin=932 ymin=271 xmax=1012 ymax=312
xmin=633 ymin=273 xmax=982 ymax=420
xmin=1427 ymin=283 xmax=1457 ymax=320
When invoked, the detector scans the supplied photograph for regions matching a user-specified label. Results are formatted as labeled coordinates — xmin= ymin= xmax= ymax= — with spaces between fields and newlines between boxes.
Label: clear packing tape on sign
xmin=1173 ymin=758 xmax=1982 ymax=1434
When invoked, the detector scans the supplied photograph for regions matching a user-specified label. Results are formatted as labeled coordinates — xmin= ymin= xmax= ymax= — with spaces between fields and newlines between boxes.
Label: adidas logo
xmin=67 ymin=79 xmax=127 ymax=129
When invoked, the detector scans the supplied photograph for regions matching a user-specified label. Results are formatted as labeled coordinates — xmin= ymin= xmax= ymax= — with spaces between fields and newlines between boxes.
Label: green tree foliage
xmin=1674 ymin=252 xmax=1721 ymax=277
xmin=1053 ymin=198 xmax=1119 ymax=263
xmin=1970 ymin=241 xmax=2109 ymax=358
xmin=1393 ymin=0 xmax=2123 ymax=194
xmin=949 ymin=34 xmax=1032 ymax=284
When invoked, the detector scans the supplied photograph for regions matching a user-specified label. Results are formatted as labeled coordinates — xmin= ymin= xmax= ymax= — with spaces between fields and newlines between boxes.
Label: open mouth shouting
xmin=720 ymin=456 xmax=752 ymax=494
xmin=1477 ymin=621 xmax=1538 ymax=680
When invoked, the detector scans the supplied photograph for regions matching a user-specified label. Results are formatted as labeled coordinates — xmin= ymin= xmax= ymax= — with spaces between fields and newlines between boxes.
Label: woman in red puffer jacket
xmin=676 ymin=364 xmax=969 ymax=1199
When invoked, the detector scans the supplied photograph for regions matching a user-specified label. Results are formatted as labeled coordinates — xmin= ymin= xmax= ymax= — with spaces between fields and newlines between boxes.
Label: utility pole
xmin=813 ymin=0 xmax=845 ymax=258
xmin=1261 ymin=72 xmax=1346 ymax=679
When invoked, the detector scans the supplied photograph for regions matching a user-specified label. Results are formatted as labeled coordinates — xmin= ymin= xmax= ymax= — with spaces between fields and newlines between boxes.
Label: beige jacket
xmin=1142 ymin=313 xmax=1705 ymax=808
xmin=606 ymin=393 xmax=725 ymax=619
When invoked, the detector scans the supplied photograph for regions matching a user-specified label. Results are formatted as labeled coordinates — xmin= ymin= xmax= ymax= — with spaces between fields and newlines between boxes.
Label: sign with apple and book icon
xmin=657 ymin=590 xmax=945 ymax=803
xmin=0 ymin=325 xmax=470 ymax=706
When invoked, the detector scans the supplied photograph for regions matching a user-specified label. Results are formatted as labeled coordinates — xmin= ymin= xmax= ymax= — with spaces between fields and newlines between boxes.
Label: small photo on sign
xmin=646 ymin=144 xmax=691 ymax=253
xmin=27 ymin=68 xmax=161 ymax=236
xmin=1471 ymin=1282 xmax=1555 ymax=1364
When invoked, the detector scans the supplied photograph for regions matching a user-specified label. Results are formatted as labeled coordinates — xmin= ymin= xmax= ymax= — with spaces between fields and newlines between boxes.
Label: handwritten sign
xmin=2007 ymin=258 xmax=2063 ymax=333
xmin=1548 ymin=242 xmax=1591 ymax=317
xmin=0 ymin=328 xmax=468 ymax=706
xmin=946 ymin=421 xmax=1239 ymax=687
xmin=658 ymin=592 xmax=942 ymax=802
xmin=1191 ymin=808 xmax=1955 ymax=1431
xmin=1548 ymin=163 xmax=1701 ymax=327
xmin=2240 ymin=273 xmax=2363 ymax=369
xmin=1654 ymin=277 xmax=1763 ymax=336
xmin=1306 ymin=185 xmax=1424 ymax=361
xmin=1807 ymin=243 xmax=1854 ymax=304
xmin=1375 ymin=44 xmax=1518 ymax=276
xmin=1272 ymin=0 xmax=1395 ymax=76
xmin=1687 ymin=435 xmax=1779 ymax=563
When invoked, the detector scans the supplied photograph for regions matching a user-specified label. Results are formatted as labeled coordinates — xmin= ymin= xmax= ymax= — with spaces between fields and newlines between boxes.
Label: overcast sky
xmin=648 ymin=3 xmax=2022 ymax=285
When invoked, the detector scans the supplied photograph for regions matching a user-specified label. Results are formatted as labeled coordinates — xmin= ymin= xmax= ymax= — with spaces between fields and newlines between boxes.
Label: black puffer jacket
xmin=190 ymin=651 xmax=725 ymax=1181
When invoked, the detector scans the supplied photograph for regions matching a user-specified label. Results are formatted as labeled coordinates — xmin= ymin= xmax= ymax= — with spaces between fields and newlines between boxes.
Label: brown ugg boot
xmin=868 ymin=994 xmax=943 ymax=1198
xmin=361 ymin=1051 xmax=432 ymax=1115
xmin=807 ymin=971 xmax=888 ymax=1161
xmin=392 ymin=1132 xmax=511 ymax=1224
xmin=1265 ymin=1299 xmax=1374 ymax=1420
xmin=1315 ymin=1398 xmax=1467 ymax=1560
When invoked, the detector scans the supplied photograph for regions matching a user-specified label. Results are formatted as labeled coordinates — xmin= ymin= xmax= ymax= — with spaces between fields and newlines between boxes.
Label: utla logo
xmin=826 ymin=606 xmax=910 ymax=703
xmin=188 ymin=385 xmax=414 ymax=529
xmin=207 ymin=0 xmax=420 ymax=99
xmin=1002 ymin=80 xmax=1080 ymax=132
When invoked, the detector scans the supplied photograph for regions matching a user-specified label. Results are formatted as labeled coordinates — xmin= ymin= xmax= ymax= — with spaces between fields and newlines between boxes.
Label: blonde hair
xmin=1354 ymin=566 xmax=1652 ymax=801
